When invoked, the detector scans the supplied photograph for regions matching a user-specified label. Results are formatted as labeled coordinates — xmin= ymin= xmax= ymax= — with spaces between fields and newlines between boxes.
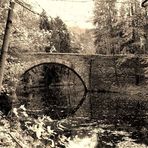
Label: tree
xmin=0 ymin=0 xmax=9 ymax=48
xmin=94 ymin=0 xmax=148 ymax=54
xmin=120 ymin=0 xmax=147 ymax=54
xmin=39 ymin=10 xmax=50 ymax=31
xmin=0 ymin=1 xmax=53 ymax=93
xmin=39 ymin=12 xmax=71 ymax=53
xmin=93 ymin=0 xmax=119 ymax=54
xmin=0 ymin=0 xmax=15 ymax=93
xmin=70 ymin=28 xmax=95 ymax=54
xmin=4 ymin=2 xmax=56 ymax=58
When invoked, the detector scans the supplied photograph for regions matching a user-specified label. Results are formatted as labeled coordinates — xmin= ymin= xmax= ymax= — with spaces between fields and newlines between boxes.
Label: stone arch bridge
xmin=8 ymin=52 xmax=148 ymax=119
xmin=15 ymin=52 xmax=148 ymax=92
xmin=17 ymin=53 xmax=91 ymax=90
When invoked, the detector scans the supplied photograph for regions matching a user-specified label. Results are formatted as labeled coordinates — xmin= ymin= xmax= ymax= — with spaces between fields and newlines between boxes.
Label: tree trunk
xmin=144 ymin=7 xmax=148 ymax=53
xmin=0 ymin=1 xmax=15 ymax=93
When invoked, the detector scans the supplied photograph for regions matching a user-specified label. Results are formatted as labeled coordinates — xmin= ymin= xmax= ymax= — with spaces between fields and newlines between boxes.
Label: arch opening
xmin=16 ymin=63 xmax=87 ymax=119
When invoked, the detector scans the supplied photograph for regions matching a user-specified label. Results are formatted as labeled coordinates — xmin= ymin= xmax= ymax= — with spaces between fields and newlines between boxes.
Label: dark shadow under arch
xmin=21 ymin=62 xmax=87 ymax=92
xmin=16 ymin=62 xmax=88 ymax=119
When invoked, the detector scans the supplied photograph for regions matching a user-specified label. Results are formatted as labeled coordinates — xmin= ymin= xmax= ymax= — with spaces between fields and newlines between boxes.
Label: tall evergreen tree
xmin=94 ymin=0 xmax=148 ymax=54
xmin=93 ymin=0 xmax=118 ymax=54
xmin=120 ymin=0 xmax=147 ymax=54
xmin=39 ymin=12 xmax=71 ymax=53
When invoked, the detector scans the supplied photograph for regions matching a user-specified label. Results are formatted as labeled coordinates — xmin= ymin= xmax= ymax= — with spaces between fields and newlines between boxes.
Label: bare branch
xmin=141 ymin=0 xmax=148 ymax=7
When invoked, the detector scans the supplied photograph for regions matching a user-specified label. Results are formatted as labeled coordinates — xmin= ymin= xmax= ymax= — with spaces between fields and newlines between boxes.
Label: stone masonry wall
xmin=10 ymin=53 xmax=148 ymax=119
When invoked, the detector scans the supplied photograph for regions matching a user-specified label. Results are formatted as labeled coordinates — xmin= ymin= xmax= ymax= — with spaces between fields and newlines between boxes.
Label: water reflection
xmin=16 ymin=63 xmax=87 ymax=119
xmin=16 ymin=62 xmax=148 ymax=146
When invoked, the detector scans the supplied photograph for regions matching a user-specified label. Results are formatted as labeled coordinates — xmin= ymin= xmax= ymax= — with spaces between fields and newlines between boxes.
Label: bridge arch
xmin=18 ymin=58 xmax=87 ymax=86
xmin=16 ymin=62 xmax=87 ymax=119
xmin=20 ymin=62 xmax=87 ymax=92
xmin=16 ymin=53 xmax=90 ymax=91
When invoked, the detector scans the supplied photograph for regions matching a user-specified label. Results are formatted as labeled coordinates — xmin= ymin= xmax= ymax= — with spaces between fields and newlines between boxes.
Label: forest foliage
xmin=0 ymin=0 xmax=97 ymax=57
xmin=0 ymin=0 xmax=148 ymax=58
xmin=39 ymin=11 xmax=71 ymax=53
xmin=93 ymin=0 xmax=148 ymax=54
xmin=0 ymin=0 xmax=73 ymax=56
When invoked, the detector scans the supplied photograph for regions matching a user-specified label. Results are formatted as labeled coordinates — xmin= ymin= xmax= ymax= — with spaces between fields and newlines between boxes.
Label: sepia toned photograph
xmin=0 ymin=0 xmax=148 ymax=147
